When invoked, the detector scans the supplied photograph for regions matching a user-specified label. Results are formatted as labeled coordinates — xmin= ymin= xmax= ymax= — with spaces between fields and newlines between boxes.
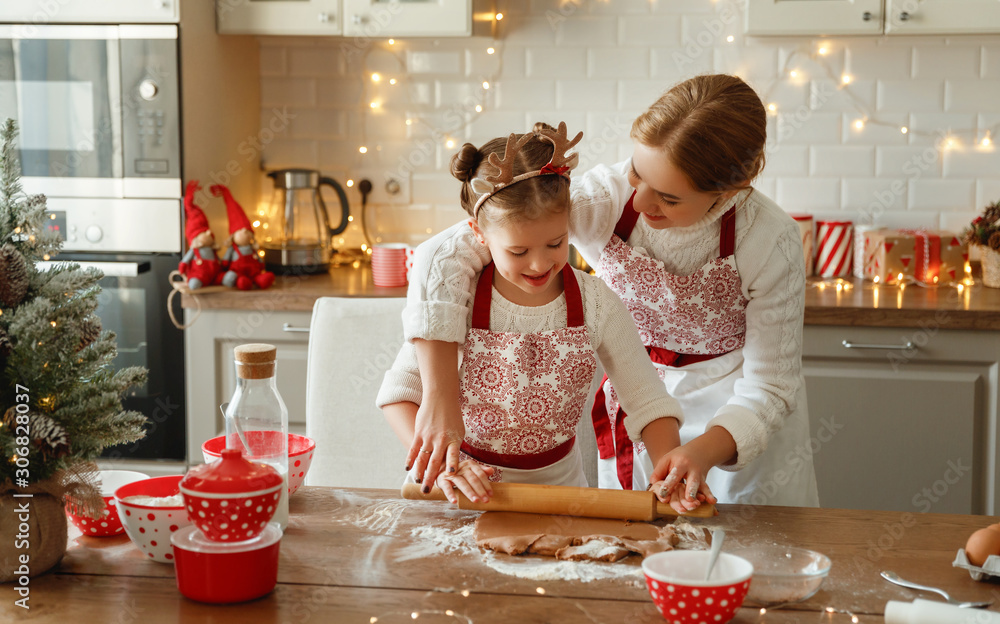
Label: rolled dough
xmin=475 ymin=511 xmax=679 ymax=562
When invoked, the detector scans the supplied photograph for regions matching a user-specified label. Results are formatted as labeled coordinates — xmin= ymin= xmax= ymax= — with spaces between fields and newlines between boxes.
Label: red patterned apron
xmin=458 ymin=263 xmax=596 ymax=486
xmin=591 ymin=191 xmax=748 ymax=489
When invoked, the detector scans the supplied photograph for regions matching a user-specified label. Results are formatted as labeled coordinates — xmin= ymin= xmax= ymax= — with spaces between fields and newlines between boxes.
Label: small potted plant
xmin=962 ymin=200 xmax=1000 ymax=288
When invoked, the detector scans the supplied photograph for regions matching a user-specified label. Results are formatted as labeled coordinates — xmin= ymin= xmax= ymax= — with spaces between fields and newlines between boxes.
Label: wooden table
xmin=6 ymin=488 xmax=1000 ymax=623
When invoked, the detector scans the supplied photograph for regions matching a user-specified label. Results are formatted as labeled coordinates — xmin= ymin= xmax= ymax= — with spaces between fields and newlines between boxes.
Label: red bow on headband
xmin=539 ymin=163 xmax=570 ymax=176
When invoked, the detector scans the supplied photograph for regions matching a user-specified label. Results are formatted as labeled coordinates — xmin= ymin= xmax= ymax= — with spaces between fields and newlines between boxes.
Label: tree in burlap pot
xmin=0 ymin=120 xmax=148 ymax=583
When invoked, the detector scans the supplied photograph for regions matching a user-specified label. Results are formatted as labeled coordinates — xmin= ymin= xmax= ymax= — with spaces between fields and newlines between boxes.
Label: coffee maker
xmin=258 ymin=168 xmax=350 ymax=274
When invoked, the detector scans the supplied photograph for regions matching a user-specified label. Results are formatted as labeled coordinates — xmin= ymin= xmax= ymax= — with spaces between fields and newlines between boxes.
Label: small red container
xmin=171 ymin=523 xmax=281 ymax=603
xmin=180 ymin=448 xmax=283 ymax=542
xmin=202 ymin=432 xmax=316 ymax=495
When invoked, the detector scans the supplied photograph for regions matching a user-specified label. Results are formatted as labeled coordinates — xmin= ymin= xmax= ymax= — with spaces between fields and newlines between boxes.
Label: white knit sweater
xmin=377 ymin=263 xmax=684 ymax=441
xmin=402 ymin=161 xmax=806 ymax=470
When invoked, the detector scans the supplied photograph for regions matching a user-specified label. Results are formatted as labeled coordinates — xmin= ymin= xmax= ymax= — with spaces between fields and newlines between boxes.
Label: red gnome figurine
xmin=212 ymin=184 xmax=275 ymax=291
xmin=179 ymin=181 xmax=224 ymax=289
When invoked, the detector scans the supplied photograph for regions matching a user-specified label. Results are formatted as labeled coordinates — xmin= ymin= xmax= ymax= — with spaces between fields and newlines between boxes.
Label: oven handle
xmin=282 ymin=323 xmax=310 ymax=334
xmin=37 ymin=260 xmax=150 ymax=277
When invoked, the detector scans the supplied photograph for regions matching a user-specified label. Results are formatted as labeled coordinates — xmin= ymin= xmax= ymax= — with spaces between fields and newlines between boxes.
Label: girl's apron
xmin=457 ymin=263 xmax=596 ymax=487
xmin=591 ymin=192 xmax=818 ymax=507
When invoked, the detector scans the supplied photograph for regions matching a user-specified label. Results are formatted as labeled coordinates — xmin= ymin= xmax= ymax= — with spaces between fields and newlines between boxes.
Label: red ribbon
xmin=539 ymin=163 xmax=569 ymax=176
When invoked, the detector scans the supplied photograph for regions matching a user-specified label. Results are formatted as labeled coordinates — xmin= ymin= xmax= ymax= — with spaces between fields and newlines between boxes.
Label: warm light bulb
xmin=252 ymin=220 xmax=260 ymax=228
xmin=944 ymin=137 xmax=957 ymax=150
xmin=389 ymin=78 xmax=396 ymax=85
xmin=346 ymin=179 xmax=355 ymax=187
xmin=726 ymin=35 xmax=734 ymax=43
xmin=482 ymin=81 xmax=490 ymax=89
xmin=487 ymin=47 xmax=495 ymax=54
xmin=873 ymin=275 xmax=880 ymax=284
xmin=854 ymin=119 xmax=865 ymax=130
xmin=536 ymin=587 xmax=545 ymax=594
xmin=361 ymin=243 xmax=368 ymax=252
xmin=359 ymin=146 xmax=368 ymax=154
xmin=50 ymin=321 xmax=56 ymax=327
xmin=49 ymin=213 xmax=56 ymax=219
xmin=475 ymin=104 xmax=483 ymax=112
xmin=446 ymin=139 xmax=456 ymax=148
xmin=495 ymin=12 xmax=503 ymax=20
xmin=897 ymin=272 xmax=904 ymax=283
xmin=370 ymin=101 xmax=380 ymax=109
xmin=42 ymin=254 xmax=50 ymax=260
xmin=387 ymin=39 xmax=394 ymax=45
xmin=958 ymin=283 xmax=965 ymax=293
xmin=901 ymin=126 xmax=908 ymax=134
xmin=405 ymin=118 xmax=412 ymax=125
xmin=371 ymin=72 xmax=381 ymax=82
xmin=818 ymin=46 xmax=829 ymax=55
xmin=767 ymin=103 xmax=777 ymax=113
xmin=982 ymin=134 xmax=993 ymax=148
xmin=841 ymin=73 xmax=853 ymax=84
xmin=789 ymin=70 xmax=799 ymax=79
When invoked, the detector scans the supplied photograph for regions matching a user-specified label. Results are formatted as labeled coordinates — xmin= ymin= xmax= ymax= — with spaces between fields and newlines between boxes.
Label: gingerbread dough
xmin=475 ymin=511 xmax=679 ymax=562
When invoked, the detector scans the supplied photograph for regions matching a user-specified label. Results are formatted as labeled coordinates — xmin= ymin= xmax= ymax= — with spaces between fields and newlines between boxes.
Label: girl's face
xmin=627 ymin=142 xmax=739 ymax=229
xmin=471 ymin=209 xmax=570 ymax=306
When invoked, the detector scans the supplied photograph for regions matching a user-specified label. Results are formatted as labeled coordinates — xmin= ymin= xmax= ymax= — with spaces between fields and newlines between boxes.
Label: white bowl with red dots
xmin=180 ymin=448 xmax=283 ymax=543
xmin=641 ymin=550 xmax=753 ymax=624
xmin=114 ymin=475 xmax=193 ymax=563
xmin=66 ymin=469 xmax=149 ymax=537
xmin=201 ymin=433 xmax=315 ymax=495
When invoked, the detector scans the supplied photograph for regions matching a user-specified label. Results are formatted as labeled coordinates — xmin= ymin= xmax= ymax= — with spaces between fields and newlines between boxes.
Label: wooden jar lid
xmin=234 ymin=344 xmax=276 ymax=379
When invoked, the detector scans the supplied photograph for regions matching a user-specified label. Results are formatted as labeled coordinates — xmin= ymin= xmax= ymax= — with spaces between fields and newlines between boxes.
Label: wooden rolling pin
xmin=401 ymin=482 xmax=716 ymax=521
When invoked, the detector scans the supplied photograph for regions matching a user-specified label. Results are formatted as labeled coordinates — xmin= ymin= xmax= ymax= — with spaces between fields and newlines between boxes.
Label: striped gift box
xmin=814 ymin=220 xmax=853 ymax=278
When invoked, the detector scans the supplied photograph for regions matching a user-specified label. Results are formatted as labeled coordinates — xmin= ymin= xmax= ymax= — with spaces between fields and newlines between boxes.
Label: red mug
xmin=371 ymin=243 xmax=413 ymax=288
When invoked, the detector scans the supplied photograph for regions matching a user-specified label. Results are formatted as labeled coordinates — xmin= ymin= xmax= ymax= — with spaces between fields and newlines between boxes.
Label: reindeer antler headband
xmin=470 ymin=122 xmax=583 ymax=217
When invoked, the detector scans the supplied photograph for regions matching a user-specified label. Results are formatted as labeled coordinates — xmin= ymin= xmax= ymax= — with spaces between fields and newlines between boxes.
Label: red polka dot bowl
xmin=642 ymin=550 xmax=754 ymax=624
xmin=114 ymin=475 xmax=193 ymax=563
xmin=66 ymin=470 xmax=149 ymax=537
xmin=202 ymin=433 xmax=316 ymax=495
xmin=180 ymin=448 xmax=283 ymax=543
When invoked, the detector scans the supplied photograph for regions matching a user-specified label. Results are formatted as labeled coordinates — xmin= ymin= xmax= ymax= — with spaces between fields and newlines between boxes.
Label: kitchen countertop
xmin=181 ymin=265 xmax=1000 ymax=330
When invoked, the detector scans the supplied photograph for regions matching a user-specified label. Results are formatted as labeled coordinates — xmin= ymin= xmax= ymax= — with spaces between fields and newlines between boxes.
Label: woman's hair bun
xmin=450 ymin=143 xmax=482 ymax=182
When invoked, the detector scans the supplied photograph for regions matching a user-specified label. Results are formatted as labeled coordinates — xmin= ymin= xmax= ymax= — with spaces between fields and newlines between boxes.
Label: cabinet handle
xmin=862 ymin=11 xmax=873 ymax=21
xmin=898 ymin=11 xmax=910 ymax=21
xmin=841 ymin=339 xmax=914 ymax=351
xmin=282 ymin=323 xmax=310 ymax=333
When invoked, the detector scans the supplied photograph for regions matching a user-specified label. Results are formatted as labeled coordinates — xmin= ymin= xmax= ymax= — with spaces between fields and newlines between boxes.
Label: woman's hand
xmin=435 ymin=460 xmax=494 ymax=504
xmin=408 ymin=339 xmax=465 ymax=489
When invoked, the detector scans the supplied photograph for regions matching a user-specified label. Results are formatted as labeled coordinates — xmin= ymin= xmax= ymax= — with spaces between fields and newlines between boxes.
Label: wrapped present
xmin=899 ymin=229 xmax=969 ymax=284
xmin=815 ymin=220 xmax=853 ymax=277
xmin=853 ymin=225 xmax=884 ymax=279
xmin=863 ymin=229 xmax=915 ymax=283
xmin=790 ymin=214 xmax=814 ymax=275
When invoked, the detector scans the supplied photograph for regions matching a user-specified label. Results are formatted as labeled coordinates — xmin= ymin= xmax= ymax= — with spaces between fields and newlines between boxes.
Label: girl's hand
xmin=649 ymin=446 xmax=717 ymax=514
xmin=407 ymin=394 xmax=465 ymax=491
xmin=435 ymin=460 xmax=494 ymax=505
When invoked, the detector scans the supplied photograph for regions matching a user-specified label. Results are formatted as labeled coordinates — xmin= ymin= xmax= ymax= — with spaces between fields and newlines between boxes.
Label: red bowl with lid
xmin=171 ymin=523 xmax=281 ymax=603
xmin=180 ymin=448 xmax=283 ymax=543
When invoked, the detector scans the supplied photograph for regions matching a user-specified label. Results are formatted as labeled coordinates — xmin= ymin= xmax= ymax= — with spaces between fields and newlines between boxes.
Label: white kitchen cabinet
xmin=884 ymin=0 xmax=1000 ymax=35
xmin=802 ymin=325 xmax=1000 ymax=515
xmin=184 ymin=308 xmax=313 ymax=464
xmin=216 ymin=0 xmax=342 ymax=36
xmin=746 ymin=0 xmax=1000 ymax=36
xmin=0 ymin=0 xmax=179 ymax=23
xmin=342 ymin=0 xmax=471 ymax=37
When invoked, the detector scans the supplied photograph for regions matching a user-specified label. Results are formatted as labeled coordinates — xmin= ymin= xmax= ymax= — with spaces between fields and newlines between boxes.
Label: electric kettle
xmin=259 ymin=168 xmax=350 ymax=274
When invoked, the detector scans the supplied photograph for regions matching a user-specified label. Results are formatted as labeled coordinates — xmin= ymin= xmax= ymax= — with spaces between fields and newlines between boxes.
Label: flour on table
xmin=481 ymin=551 xmax=645 ymax=584
xmin=394 ymin=523 xmax=478 ymax=562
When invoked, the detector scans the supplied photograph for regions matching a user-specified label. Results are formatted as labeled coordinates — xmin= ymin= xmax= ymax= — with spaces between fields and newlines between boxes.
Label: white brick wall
xmin=258 ymin=2 xmax=1000 ymax=249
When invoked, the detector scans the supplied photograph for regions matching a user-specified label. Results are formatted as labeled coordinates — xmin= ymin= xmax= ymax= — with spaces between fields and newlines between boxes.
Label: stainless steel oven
xmin=3 ymin=19 xmax=186 ymax=462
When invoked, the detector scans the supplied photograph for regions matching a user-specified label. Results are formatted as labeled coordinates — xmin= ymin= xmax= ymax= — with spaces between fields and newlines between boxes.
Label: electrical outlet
xmin=351 ymin=169 xmax=411 ymax=205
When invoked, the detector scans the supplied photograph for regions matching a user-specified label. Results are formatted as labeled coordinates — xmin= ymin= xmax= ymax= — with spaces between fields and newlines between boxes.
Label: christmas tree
xmin=0 ymin=119 xmax=148 ymax=491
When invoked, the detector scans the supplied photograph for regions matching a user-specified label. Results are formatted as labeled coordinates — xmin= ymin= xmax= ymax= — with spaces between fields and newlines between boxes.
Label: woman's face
xmin=627 ymin=142 xmax=737 ymax=229
xmin=471 ymin=209 xmax=570 ymax=306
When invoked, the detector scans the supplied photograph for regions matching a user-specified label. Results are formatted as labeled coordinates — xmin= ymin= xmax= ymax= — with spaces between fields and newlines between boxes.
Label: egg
xmin=965 ymin=525 xmax=1000 ymax=566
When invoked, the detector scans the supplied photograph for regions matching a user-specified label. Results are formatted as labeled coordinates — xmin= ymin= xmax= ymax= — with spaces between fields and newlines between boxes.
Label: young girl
xmin=377 ymin=123 xmax=687 ymax=503
xmin=403 ymin=75 xmax=819 ymax=512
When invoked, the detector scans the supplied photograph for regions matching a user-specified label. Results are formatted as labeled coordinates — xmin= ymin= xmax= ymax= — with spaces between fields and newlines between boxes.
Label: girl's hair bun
xmin=532 ymin=121 xmax=556 ymax=135
xmin=450 ymin=143 xmax=482 ymax=182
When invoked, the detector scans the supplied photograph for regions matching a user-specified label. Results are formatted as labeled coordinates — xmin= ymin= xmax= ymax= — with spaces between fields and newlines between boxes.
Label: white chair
xmin=305 ymin=296 xmax=408 ymax=488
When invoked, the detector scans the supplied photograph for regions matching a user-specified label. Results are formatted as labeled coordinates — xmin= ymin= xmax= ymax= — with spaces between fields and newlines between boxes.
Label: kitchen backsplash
xmin=256 ymin=0 xmax=1000 ymax=251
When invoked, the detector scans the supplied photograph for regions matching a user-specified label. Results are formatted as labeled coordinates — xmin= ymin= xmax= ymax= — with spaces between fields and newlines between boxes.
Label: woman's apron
xmin=456 ymin=263 xmax=597 ymax=487
xmin=591 ymin=192 xmax=818 ymax=507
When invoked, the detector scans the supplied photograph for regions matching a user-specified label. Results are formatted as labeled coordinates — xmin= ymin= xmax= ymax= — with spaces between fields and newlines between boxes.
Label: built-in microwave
xmin=0 ymin=24 xmax=181 ymax=208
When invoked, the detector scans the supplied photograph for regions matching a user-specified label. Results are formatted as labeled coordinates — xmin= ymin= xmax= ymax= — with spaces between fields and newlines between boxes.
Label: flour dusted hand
xmin=407 ymin=339 xmax=465 ymax=487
